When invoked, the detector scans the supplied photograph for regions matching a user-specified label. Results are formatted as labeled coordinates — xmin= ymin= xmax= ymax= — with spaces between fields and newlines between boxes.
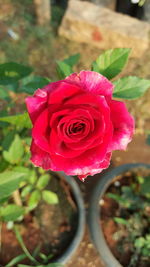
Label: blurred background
xmin=0 ymin=0 xmax=150 ymax=142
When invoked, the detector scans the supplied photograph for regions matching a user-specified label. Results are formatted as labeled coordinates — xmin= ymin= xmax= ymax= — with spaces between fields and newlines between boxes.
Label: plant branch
xmin=13 ymin=190 xmax=22 ymax=206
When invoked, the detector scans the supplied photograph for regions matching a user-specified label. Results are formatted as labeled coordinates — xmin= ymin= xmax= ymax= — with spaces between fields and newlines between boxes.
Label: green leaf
xmin=0 ymin=196 xmax=9 ymax=204
xmin=109 ymin=189 xmax=135 ymax=209
xmin=28 ymin=190 xmax=41 ymax=209
xmin=107 ymin=193 xmax=128 ymax=206
xmin=141 ymin=176 xmax=150 ymax=197
xmin=39 ymin=252 xmax=47 ymax=260
xmin=92 ymin=48 xmax=131 ymax=79
xmin=1 ymin=130 xmax=16 ymax=150
xmin=146 ymin=234 xmax=150 ymax=243
xmin=134 ymin=237 xmax=145 ymax=248
xmin=0 ymin=110 xmax=9 ymax=127
xmin=21 ymin=185 xmax=33 ymax=198
xmin=24 ymin=137 xmax=32 ymax=146
xmin=0 ymin=205 xmax=25 ymax=222
xmin=14 ymin=225 xmax=39 ymax=264
xmin=0 ymin=112 xmax=32 ymax=128
xmin=0 ymin=87 xmax=9 ymax=100
xmin=36 ymin=174 xmax=50 ymax=190
xmin=63 ymin=53 xmax=80 ymax=67
xmin=3 ymin=134 xmax=24 ymax=164
xmin=114 ymin=217 xmax=128 ymax=225
xmin=56 ymin=60 xmax=72 ymax=79
xmin=21 ymin=76 xmax=50 ymax=94
xmin=138 ymin=0 xmax=146 ymax=7
xmin=136 ymin=175 xmax=144 ymax=184
xmin=113 ymin=76 xmax=150 ymax=99
xmin=0 ymin=62 xmax=32 ymax=85
xmin=13 ymin=166 xmax=30 ymax=180
xmin=0 ymin=158 xmax=9 ymax=172
xmin=122 ymin=186 xmax=134 ymax=197
xmin=0 ymin=171 xmax=25 ymax=200
xmin=27 ymin=170 xmax=37 ymax=185
xmin=6 ymin=81 xmax=19 ymax=93
xmin=42 ymin=190 xmax=58 ymax=205
xmin=5 ymin=254 xmax=27 ymax=267
xmin=142 ymin=247 xmax=149 ymax=256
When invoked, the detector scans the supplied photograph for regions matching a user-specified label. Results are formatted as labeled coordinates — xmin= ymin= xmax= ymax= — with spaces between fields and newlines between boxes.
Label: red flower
xmin=26 ymin=71 xmax=134 ymax=181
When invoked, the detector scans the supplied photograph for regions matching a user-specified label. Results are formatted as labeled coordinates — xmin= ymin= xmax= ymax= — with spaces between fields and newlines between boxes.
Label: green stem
xmin=13 ymin=225 xmax=39 ymax=265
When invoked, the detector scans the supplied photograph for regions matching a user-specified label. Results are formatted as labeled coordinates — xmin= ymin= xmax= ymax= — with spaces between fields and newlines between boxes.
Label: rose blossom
xmin=26 ymin=71 xmax=134 ymax=181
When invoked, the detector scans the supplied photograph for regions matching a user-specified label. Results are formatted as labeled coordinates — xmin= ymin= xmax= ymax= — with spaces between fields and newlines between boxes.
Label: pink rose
xmin=26 ymin=71 xmax=134 ymax=181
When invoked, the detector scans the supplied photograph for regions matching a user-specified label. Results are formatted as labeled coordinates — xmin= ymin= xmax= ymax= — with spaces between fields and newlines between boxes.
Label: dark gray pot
xmin=88 ymin=163 xmax=150 ymax=267
xmin=55 ymin=171 xmax=85 ymax=264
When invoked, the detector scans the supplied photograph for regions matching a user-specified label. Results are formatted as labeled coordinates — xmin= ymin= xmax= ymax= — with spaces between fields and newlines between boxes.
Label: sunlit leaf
xmin=36 ymin=174 xmax=50 ymax=190
xmin=113 ymin=76 xmax=150 ymax=99
xmin=0 ymin=205 xmax=25 ymax=222
xmin=0 ymin=112 xmax=32 ymax=128
xmin=5 ymin=254 xmax=27 ymax=267
xmin=22 ymin=76 xmax=50 ymax=94
xmin=63 ymin=53 xmax=80 ymax=67
xmin=56 ymin=60 xmax=72 ymax=79
xmin=0 ymin=171 xmax=25 ymax=199
xmin=42 ymin=190 xmax=58 ymax=205
xmin=28 ymin=190 xmax=41 ymax=209
xmin=92 ymin=48 xmax=131 ymax=79
xmin=114 ymin=217 xmax=128 ymax=225
xmin=3 ymin=134 xmax=24 ymax=164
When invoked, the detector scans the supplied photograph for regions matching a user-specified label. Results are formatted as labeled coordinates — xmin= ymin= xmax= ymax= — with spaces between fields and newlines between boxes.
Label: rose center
xmin=69 ymin=122 xmax=85 ymax=135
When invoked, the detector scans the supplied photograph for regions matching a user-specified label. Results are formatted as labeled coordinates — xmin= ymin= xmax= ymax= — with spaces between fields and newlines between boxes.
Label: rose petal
xmin=30 ymin=141 xmax=51 ymax=170
xmin=49 ymin=122 xmax=113 ymax=175
xmin=49 ymin=81 xmax=82 ymax=104
xmin=108 ymin=100 xmax=135 ymax=151
xmin=64 ymin=94 xmax=111 ymax=149
xmin=50 ymin=108 xmax=94 ymax=144
xmin=26 ymin=89 xmax=48 ymax=123
xmin=78 ymin=152 xmax=112 ymax=181
xmin=49 ymin=129 xmax=87 ymax=158
xmin=59 ymin=117 xmax=91 ymax=143
xmin=25 ymin=80 xmax=69 ymax=123
xmin=66 ymin=71 xmax=114 ymax=97
xmin=32 ymin=108 xmax=50 ymax=152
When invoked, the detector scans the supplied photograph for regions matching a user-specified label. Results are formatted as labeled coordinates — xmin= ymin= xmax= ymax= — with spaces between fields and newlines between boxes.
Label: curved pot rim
xmin=88 ymin=163 xmax=150 ymax=267
xmin=54 ymin=171 xmax=85 ymax=264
